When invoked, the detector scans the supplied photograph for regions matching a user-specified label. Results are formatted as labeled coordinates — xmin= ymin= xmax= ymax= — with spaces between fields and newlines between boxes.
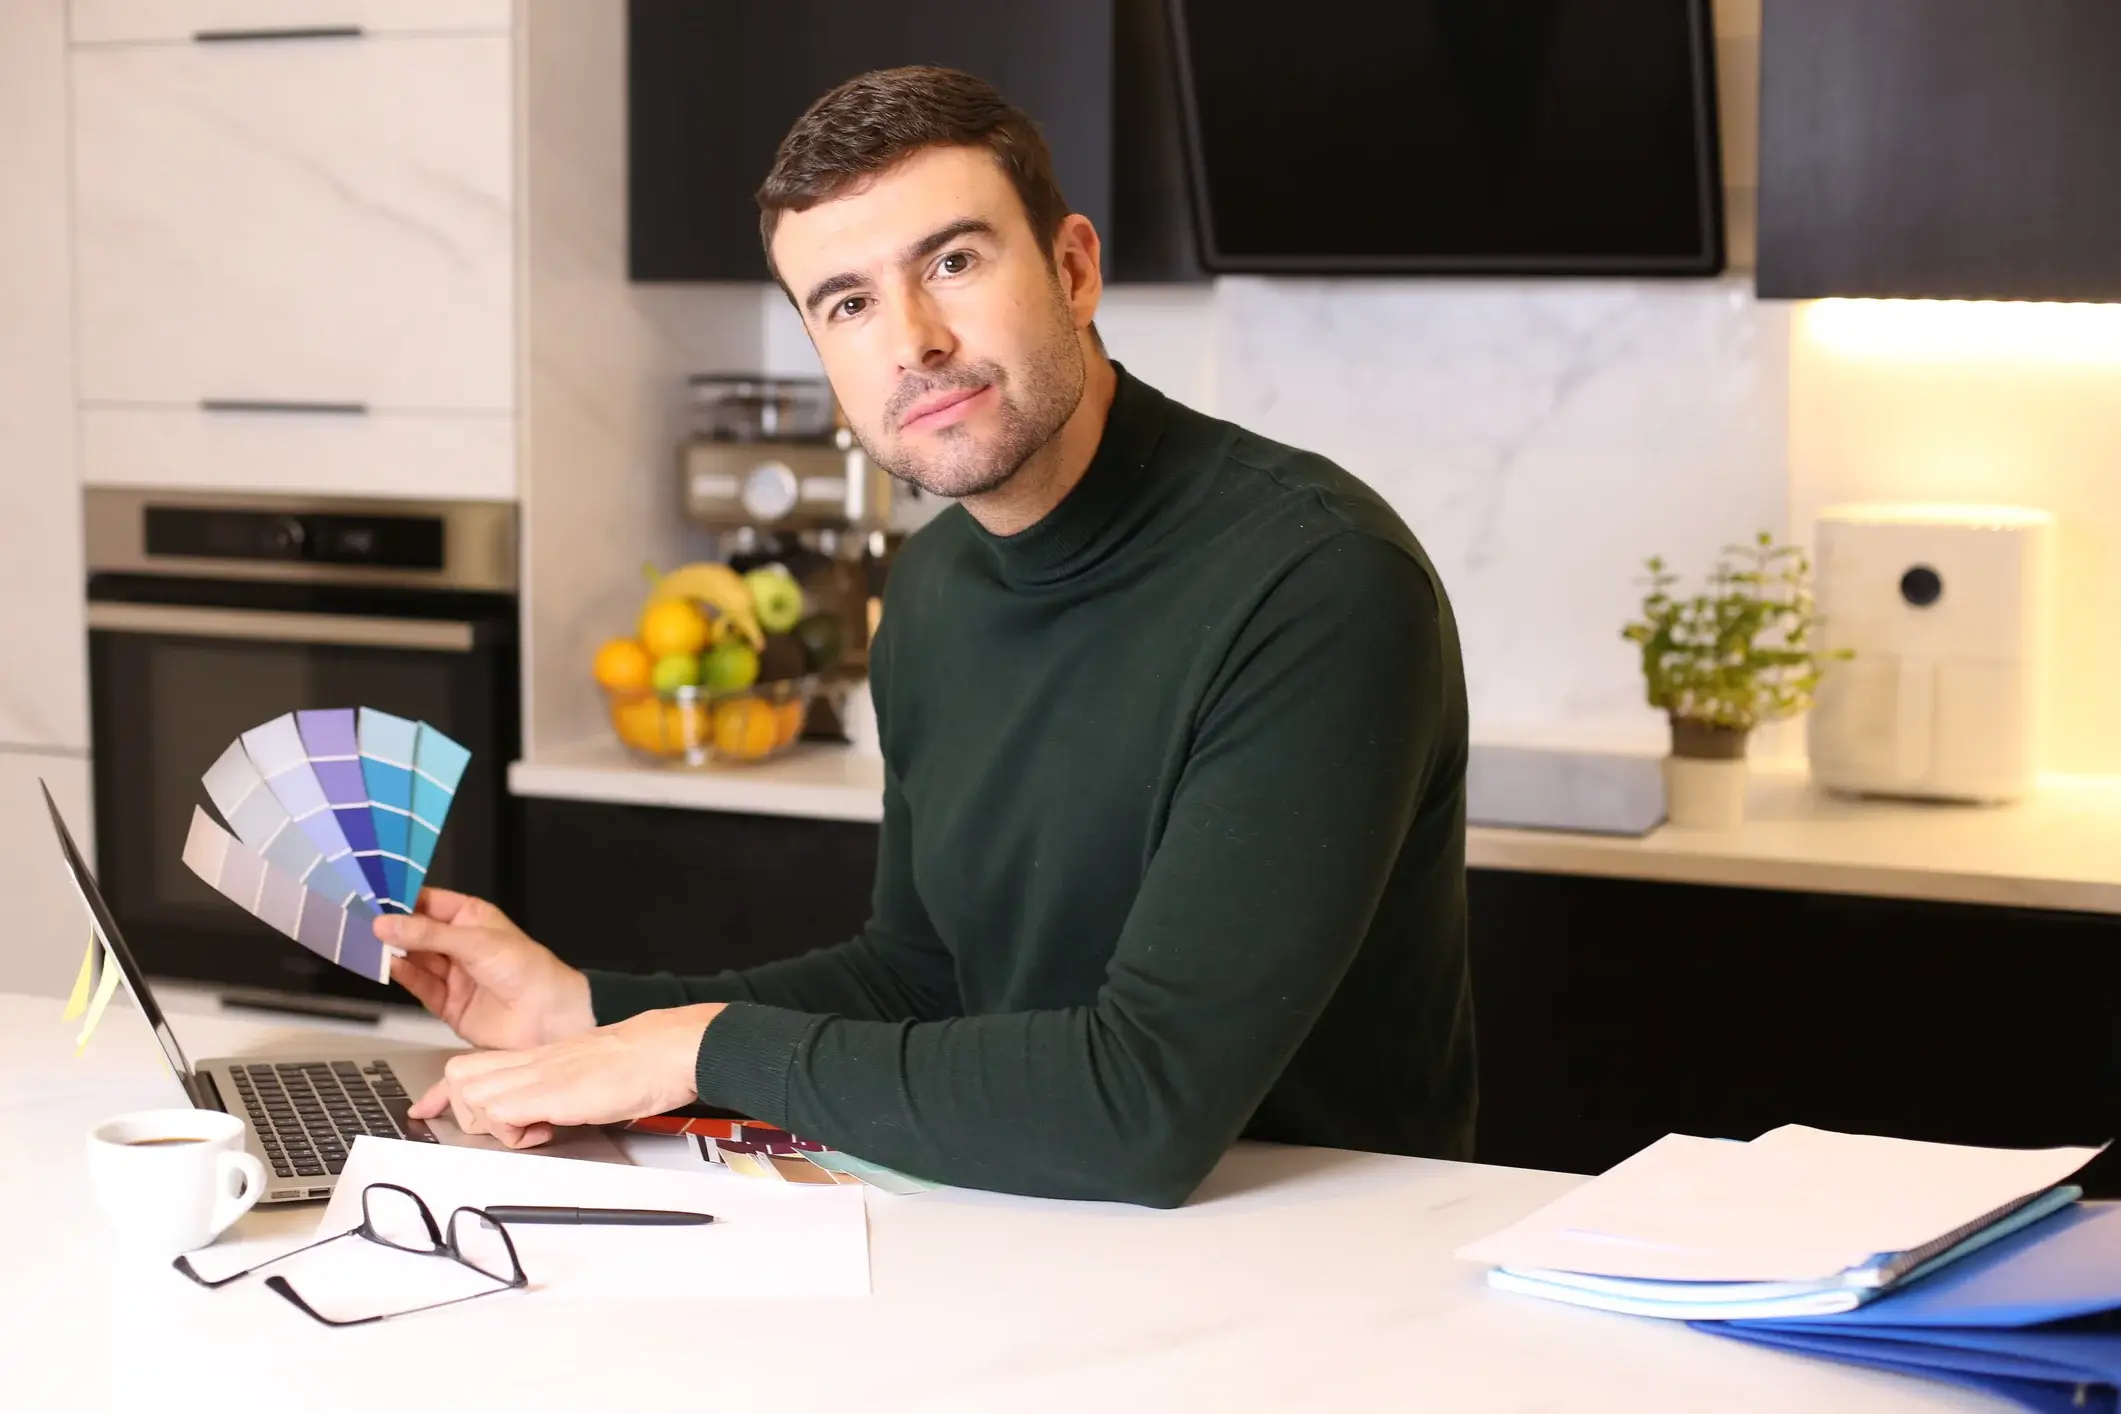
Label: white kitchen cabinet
xmin=80 ymin=405 xmax=516 ymax=501
xmin=69 ymin=1 xmax=510 ymax=45
xmin=0 ymin=478 xmax=86 ymax=747
xmin=72 ymin=33 xmax=514 ymax=415
xmin=0 ymin=0 xmax=89 ymax=753
xmin=0 ymin=753 xmax=94 ymax=1000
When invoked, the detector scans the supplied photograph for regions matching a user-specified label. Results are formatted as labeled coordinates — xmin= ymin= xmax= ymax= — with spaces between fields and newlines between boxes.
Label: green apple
xmin=744 ymin=566 xmax=805 ymax=635
xmin=700 ymin=639 xmax=760 ymax=693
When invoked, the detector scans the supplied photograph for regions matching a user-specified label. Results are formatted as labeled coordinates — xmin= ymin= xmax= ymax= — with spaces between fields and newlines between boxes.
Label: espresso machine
xmin=682 ymin=375 xmax=897 ymax=538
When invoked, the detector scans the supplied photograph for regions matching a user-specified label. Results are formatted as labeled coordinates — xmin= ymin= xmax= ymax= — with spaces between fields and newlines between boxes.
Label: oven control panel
xmin=144 ymin=507 xmax=445 ymax=570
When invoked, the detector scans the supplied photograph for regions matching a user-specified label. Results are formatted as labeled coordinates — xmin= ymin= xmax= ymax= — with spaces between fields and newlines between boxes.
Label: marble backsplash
xmin=1101 ymin=278 xmax=1791 ymax=741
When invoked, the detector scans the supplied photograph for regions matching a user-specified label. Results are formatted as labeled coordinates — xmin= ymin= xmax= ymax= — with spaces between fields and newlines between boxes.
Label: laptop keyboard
xmin=228 ymin=1060 xmax=438 ymax=1180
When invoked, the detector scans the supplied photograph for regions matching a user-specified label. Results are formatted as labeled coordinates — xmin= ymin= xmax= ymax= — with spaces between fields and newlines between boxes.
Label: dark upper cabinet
xmin=627 ymin=0 xmax=1202 ymax=284
xmin=1758 ymin=0 xmax=2121 ymax=302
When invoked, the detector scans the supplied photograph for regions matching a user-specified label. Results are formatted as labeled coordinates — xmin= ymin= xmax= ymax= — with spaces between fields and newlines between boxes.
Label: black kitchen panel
xmin=1469 ymin=870 xmax=2121 ymax=1195
xmin=1759 ymin=0 xmax=2121 ymax=301
xmin=1171 ymin=0 xmax=1722 ymax=273
xmin=520 ymin=798 xmax=880 ymax=976
xmin=629 ymin=0 xmax=1116 ymax=283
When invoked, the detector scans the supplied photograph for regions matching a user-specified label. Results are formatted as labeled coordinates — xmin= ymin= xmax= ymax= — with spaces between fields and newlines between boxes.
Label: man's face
xmin=770 ymin=144 xmax=1093 ymax=501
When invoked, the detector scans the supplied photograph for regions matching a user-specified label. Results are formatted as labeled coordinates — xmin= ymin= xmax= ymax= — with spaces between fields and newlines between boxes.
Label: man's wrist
xmin=542 ymin=967 xmax=597 ymax=1045
xmin=674 ymin=1002 xmax=727 ymax=1103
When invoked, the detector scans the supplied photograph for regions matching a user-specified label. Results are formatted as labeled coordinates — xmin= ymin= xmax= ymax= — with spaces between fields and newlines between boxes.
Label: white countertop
xmin=510 ymin=739 xmax=886 ymax=823
xmin=0 ymin=990 xmax=1996 ymax=1413
xmin=1468 ymin=764 xmax=2121 ymax=914
xmin=512 ymin=739 xmax=2121 ymax=915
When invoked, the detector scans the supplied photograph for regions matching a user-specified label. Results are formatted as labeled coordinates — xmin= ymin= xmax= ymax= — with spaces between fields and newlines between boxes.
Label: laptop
xmin=40 ymin=779 xmax=491 ymax=1204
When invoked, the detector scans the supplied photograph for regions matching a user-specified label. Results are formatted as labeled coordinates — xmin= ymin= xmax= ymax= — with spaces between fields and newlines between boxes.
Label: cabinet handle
xmin=192 ymin=26 xmax=365 ymax=44
xmin=200 ymin=399 xmax=370 ymax=416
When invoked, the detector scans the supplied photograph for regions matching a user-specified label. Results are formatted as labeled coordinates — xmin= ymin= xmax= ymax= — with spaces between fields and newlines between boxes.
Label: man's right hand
xmin=375 ymin=889 xmax=595 ymax=1051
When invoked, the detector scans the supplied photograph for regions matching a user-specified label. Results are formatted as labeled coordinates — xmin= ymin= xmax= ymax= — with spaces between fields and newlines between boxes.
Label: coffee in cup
xmin=86 ymin=1108 xmax=265 ymax=1257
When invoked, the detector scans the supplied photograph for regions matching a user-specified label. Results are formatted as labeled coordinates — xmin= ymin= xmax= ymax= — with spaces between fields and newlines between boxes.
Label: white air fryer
xmin=1807 ymin=504 xmax=2054 ymax=803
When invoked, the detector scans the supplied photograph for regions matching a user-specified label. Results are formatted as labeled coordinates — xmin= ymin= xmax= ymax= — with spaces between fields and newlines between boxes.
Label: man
xmin=384 ymin=67 xmax=1474 ymax=1208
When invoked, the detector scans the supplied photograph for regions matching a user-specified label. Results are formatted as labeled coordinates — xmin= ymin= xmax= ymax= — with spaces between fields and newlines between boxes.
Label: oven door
xmin=86 ymin=577 xmax=519 ymax=1005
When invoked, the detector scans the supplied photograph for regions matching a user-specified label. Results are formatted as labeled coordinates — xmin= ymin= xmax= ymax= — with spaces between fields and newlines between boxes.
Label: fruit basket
xmin=605 ymin=676 xmax=820 ymax=767
xmin=593 ymin=558 xmax=848 ymax=767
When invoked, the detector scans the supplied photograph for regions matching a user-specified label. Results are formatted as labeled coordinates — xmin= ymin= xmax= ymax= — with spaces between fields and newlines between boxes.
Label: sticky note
xmin=62 ymin=935 xmax=96 ymax=1021
xmin=75 ymin=944 xmax=122 ymax=1054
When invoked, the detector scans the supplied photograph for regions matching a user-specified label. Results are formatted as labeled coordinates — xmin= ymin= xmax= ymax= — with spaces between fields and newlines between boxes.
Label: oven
xmin=85 ymin=489 xmax=520 ymax=1011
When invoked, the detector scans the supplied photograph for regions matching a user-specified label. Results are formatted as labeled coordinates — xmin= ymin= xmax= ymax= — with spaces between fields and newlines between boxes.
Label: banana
xmin=643 ymin=561 xmax=765 ymax=648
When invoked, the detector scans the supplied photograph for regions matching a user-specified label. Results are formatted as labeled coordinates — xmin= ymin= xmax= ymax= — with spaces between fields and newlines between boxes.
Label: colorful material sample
xmin=182 ymin=806 xmax=390 ymax=984
xmin=621 ymin=1113 xmax=935 ymax=1192
xmin=182 ymin=707 xmax=470 ymax=982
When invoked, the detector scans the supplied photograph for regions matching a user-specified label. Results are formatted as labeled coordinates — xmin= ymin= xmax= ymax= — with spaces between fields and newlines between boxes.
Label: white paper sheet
xmin=1456 ymin=1126 xmax=2100 ymax=1283
xmin=316 ymin=1137 xmax=870 ymax=1299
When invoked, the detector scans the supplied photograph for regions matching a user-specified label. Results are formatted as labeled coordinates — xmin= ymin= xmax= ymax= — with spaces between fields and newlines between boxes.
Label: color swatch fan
xmin=182 ymin=708 xmax=472 ymax=984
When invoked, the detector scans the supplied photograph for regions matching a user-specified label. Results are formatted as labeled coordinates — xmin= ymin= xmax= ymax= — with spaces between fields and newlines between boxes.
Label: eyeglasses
xmin=173 ymin=1182 xmax=528 ymax=1326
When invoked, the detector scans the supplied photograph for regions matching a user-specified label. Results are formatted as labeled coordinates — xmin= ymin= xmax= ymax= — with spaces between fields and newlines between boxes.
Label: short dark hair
xmin=757 ymin=66 xmax=1071 ymax=283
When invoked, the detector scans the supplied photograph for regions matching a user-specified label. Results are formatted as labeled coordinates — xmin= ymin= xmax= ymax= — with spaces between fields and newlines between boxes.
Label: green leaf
xmin=1620 ymin=533 xmax=1849 ymax=731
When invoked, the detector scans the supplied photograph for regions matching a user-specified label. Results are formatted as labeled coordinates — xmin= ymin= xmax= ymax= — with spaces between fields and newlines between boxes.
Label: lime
xmin=650 ymin=652 xmax=701 ymax=693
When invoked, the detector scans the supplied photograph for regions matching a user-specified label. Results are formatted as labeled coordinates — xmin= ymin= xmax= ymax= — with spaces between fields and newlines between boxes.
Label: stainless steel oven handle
xmin=86 ymin=602 xmax=478 ymax=653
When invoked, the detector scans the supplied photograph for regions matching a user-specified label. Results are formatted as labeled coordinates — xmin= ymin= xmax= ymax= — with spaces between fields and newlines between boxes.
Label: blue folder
xmin=1692 ymin=1203 xmax=2121 ymax=1413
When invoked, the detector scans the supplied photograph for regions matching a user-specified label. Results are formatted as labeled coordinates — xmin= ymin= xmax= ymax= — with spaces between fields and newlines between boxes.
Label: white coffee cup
xmin=86 ymin=1108 xmax=266 ymax=1258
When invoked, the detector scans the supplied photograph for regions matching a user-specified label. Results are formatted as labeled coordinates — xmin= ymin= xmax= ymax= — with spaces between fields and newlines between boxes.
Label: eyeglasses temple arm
xmin=265 ymin=1273 xmax=515 ymax=1327
xmin=172 ymin=1227 xmax=356 ymax=1290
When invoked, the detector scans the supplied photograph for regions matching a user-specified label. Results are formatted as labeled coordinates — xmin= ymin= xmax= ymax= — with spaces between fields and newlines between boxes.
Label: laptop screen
xmin=40 ymin=779 xmax=207 ymax=1108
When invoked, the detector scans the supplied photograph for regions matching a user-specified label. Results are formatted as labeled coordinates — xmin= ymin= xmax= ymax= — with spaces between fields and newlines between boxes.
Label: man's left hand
xmin=409 ymin=1003 xmax=727 ymax=1149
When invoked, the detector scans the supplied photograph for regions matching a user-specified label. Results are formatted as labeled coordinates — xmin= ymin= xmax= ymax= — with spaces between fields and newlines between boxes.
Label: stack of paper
xmin=1458 ymin=1126 xmax=2099 ymax=1320
xmin=1694 ymin=1202 xmax=2121 ymax=1413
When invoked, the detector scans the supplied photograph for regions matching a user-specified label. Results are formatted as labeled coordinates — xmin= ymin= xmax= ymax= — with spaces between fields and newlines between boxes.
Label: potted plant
xmin=1622 ymin=532 xmax=1848 ymax=829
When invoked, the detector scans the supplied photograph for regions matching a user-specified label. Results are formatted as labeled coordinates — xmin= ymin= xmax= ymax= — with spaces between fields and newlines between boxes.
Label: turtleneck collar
xmin=968 ymin=363 xmax=1172 ymax=590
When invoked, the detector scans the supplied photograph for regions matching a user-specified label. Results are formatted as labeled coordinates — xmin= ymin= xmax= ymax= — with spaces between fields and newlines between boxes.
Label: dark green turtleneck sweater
xmin=586 ymin=367 xmax=1474 ymax=1207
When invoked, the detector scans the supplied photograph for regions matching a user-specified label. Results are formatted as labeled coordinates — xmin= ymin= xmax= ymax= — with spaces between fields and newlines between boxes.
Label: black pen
xmin=483 ymin=1206 xmax=715 ymax=1226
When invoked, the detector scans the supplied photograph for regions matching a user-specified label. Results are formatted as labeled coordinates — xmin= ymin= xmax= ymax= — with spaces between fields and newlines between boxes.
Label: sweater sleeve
xmin=689 ymin=533 xmax=1450 ymax=1207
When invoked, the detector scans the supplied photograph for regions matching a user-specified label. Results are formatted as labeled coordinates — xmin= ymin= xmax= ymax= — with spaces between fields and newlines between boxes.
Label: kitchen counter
xmin=510 ymin=739 xmax=887 ymax=823
xmin=1472 ymin=764 xmax=2121 ymax=914
xmin=510 ymin=743 xmax=2121 ymax=916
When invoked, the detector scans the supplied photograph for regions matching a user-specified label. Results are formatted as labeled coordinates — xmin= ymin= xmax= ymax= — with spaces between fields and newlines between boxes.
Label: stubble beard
xmin=857 ymin=285 xmax=1087 ymax=502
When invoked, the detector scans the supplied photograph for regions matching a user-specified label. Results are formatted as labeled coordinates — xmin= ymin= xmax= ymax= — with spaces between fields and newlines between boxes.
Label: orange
xmin=609 ymin=693 xmax=667 ymax=754
xmin=663 ymin=699 xmax=712 ymax=751
xmin=638 ymin=598 xmax=710 ymax=659
xmin=713 ymin=698 xmax=780 ymax=760
xmin=773 ymin=698 xmax=806 ymax=747
xmin=592 ymin=637 xmax=653 ymax=692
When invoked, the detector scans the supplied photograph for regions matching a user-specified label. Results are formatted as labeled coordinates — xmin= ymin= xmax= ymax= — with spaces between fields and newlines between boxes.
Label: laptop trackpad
xmin=420 ymin=1111 xmax=631 ymax=1164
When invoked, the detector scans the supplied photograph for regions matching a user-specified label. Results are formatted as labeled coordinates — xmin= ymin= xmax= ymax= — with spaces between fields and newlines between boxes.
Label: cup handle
xmin=209 ymin=1150 xmax=267 ymax=1237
